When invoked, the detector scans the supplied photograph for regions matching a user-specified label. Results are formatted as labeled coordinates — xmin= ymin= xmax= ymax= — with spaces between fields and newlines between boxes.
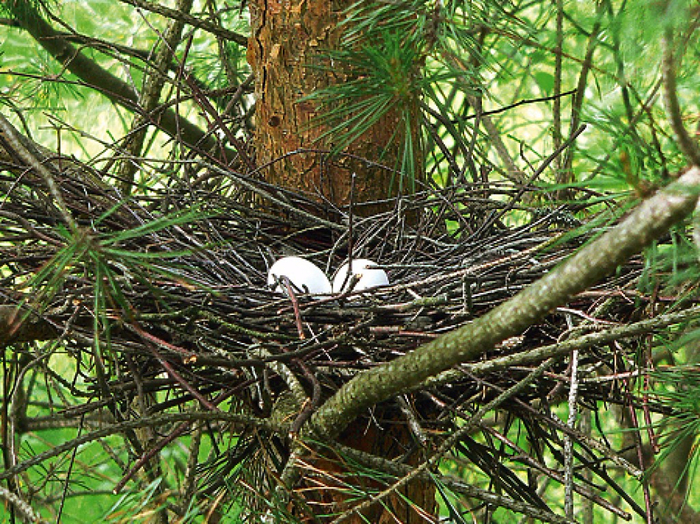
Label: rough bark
xmin=246 ymin=2 xmax=428 ymax=520
xmin=247 ymin=0 xmax=422 ymax=215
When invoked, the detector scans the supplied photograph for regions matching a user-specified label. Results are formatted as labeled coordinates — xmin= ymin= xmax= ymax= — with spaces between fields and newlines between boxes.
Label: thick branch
xmin=7 ymin=0 xmax=220 ymax=155
xmin=309 ymin=167 xmax=700 ymax=441
xmin=426 ymin=304 xmax=700 ymax=388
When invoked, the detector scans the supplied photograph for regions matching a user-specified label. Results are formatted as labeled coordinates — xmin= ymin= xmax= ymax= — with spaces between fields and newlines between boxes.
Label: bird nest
xmin=0 ymin=136 xmax=683 ymax=522
xmin=1 ymin=168 xmax=639 ymax=406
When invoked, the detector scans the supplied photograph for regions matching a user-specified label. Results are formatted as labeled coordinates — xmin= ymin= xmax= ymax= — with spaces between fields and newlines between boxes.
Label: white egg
xmin=267 ymin=256 xmax=331 ymax=297
xmin=332 ymin=259 xmax=390 ymax=293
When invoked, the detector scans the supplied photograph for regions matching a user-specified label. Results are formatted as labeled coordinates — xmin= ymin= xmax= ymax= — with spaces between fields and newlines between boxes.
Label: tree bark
xmin=246 ymin=2 xmax=430 ymax=521
xmin=247 ymin=0 xmax=422 ymax=215
xmin=0 ymin=306 xmax=57 ymax=347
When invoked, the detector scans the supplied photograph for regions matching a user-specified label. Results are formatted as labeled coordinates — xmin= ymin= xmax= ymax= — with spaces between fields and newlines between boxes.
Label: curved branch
xmin=661 ymin=25 xmax=700 ymax=166
xmin=7 ymin=0 xmax=222 ymax=155
xmin=308 ymin=167 xmax=700 ymax=441
xmin=0 ymin=16 xmax=246 ymax=100
xmin=427 ymin=304 xmax=700 ymax=389
xmin=0 ymin=113 xmax=77 ymax=231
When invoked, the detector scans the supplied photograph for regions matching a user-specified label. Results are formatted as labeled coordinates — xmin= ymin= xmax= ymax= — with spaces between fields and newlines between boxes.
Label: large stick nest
xmin=0 ymin=129 xmax=684 ymax=522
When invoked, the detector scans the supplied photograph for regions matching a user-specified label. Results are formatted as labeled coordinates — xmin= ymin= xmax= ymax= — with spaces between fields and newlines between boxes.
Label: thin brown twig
xmin=0 ymin=411 xmax=286 ymax=482
xmin=661 ymin=23 xmax=700 ymax=166
xmin=114 ymin=0 xmax=247 ymax=45
xmin=330 ymin=358 xmax=561 ymax=524
xmin=282 ymin=276 xmax=306 ymax=340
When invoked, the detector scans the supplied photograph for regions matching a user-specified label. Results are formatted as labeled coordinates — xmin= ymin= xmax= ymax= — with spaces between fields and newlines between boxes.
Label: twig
xmin=116 ymin=0 xmax=194 ymax=194
xmin=447 ymin=89 xmax=577 ymax=124
xmin=330 ymin=358 xmax=558 ymax=524
xmin=282 ymin=276 xmax=306 ymax=340
xmin=625 ymin=378 xmax=654 ymax=524
xmin=0 ymin=411 xmax=286 ymax=482
xmin=56 ymin=414 xmax=85 ymax=522
xmin=553 ymin=0 xmax=564 ymax=174
xmin=564 ymin=345 xmax=580 ymax=517
xmin=661 ymin=19 xmax=700 ymax=166
xmin=309 ymin=166 xmax=700 ymax=442
xmin=114 ymin=0 xmax=247 ymax=45
xmin=0 ymin=113 xmax=77 ymax=232
xmin=396 ymin=395 xmax=428 ymax=448
xmin=562 ymin=3 xmax=605 ymax=175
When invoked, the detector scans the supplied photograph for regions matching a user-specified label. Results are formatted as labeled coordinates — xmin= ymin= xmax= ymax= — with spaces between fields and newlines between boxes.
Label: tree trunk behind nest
xmin=247 ymin=1 xmax=432 ymax=520
xmin=298 ymin=417 xmax=435 ymax=523
xmin=247 ymin=0 xmax=423 ymax=217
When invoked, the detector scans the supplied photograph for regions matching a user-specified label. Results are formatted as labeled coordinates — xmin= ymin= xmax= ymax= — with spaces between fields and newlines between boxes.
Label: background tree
xmin=1 ymin=1 xmax=700 ymax=523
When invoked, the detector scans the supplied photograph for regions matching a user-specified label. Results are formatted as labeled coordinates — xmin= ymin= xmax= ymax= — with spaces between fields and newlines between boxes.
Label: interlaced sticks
xmin=2 ymin=115 xmax=697 ymax=522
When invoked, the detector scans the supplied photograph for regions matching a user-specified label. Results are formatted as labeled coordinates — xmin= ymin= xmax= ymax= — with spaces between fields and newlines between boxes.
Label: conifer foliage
xmin=1 ymin=1 xmax=700 ymax=523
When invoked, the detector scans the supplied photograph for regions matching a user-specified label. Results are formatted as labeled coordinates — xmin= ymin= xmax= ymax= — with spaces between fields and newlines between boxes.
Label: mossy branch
xmin=308 ymin=167 xmax=700 ymax=441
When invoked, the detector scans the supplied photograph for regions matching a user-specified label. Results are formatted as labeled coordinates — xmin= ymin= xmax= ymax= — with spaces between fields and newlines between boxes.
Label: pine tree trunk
xmin=247 ymin=1 xmax=433 ymax=521
xmin=247 ymin=0 xmax=421 ymax=216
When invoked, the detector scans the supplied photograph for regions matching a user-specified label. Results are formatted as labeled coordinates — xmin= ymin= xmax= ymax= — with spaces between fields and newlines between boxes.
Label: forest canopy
xmin=1 ymin=1 xmax=700 ymax=523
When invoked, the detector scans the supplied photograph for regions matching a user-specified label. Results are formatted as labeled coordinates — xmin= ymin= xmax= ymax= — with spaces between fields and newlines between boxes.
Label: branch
xmin=552 ymin=0 xmax=564 ymax=173
xmin=0 ymin=411 xmax=286 ymax=482
xmin=0 ymin=113 xmax=77 ymax=231
xmin=428 ymin=303 xmax=700 ymax=388
xmin=7 ymin=0 xmax=223 ymax=156
xmin=661 ymin=23 xmax=700 ymax=166
xmin=117 ymin=0 xmax=194 ymax=193
xmin=332 ymin=443 xmax=577 ymax=524
xmin=0 ymin=306 xmax=58 ymax=346
xmin=562 ymin=3 xmax=605 ymax=175
xmin=0 ymin=485 xmax=46 ymax=524
xmin=115 ymin=0 xmax=248 ymax=46
xmin=308 ymin=167 xmax=700 ymax=441
xmin=330 ymin=359 xmax=560 ymax=524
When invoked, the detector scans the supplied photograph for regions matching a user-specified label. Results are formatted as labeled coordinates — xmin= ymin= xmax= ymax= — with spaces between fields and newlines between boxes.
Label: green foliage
xmin=305 ymin=30 xmax=427 ymax=189
xmin=649 ymin=365 xmax=700 ymax=486
xmin=305 ymin=0 xmax=489 ymax=190
xmin=2 ymin=0 xmax=700 ymax=522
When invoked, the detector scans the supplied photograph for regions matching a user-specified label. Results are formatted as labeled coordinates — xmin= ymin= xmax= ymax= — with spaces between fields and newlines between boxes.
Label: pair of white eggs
xmin=267 ymin=256 xmax=389 ymax=297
